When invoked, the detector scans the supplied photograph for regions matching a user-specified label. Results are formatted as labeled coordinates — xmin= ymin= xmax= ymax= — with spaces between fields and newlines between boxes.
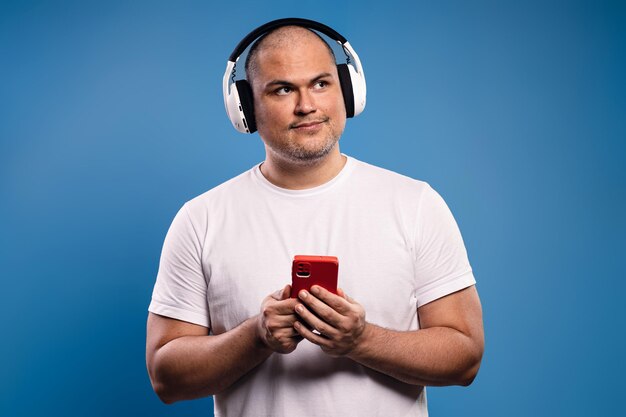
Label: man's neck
xmin=260 ymin=148 xmax=347 ymax=190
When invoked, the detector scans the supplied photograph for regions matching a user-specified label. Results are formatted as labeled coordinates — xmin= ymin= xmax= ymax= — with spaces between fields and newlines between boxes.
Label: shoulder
xmin=183 ymin=165 xmax=261 ymax=214
xmin=348 ymin=157 xmax=434 ymax=198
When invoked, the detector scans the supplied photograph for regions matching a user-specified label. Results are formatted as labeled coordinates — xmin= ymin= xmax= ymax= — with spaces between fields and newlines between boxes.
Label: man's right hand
xmin=257 ymin=284 xmax=303 ymax=353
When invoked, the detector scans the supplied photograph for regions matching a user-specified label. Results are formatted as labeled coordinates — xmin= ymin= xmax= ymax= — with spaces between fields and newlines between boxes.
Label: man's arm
xmin=293 ymin=285 xmax=484 ymax=386
xmin=146 ymin=285 xmax=302 ymax=403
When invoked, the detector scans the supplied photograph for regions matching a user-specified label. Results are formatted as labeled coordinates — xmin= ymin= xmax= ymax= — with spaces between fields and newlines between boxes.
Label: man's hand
xmin=257 ymin=284 xmax=303 ymax=354
xmin=293 ymin=285 xmax=483 ymax=386
xmin=293 ymin=285 xmax=366 ymax=357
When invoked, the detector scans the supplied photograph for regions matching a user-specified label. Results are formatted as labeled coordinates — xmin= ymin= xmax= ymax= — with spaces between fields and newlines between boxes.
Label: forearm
xmin=149 ymin=316 xmax=271 ymax=403
xmin=348 ymin=323 xmax=483 ymax=386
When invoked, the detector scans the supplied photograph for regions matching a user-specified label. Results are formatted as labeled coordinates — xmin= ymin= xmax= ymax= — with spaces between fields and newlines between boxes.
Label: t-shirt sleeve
xmin=148 ymin=204 xmax=211 ymax=328
xmin=413 ymin=184 xmax=476 ymax=307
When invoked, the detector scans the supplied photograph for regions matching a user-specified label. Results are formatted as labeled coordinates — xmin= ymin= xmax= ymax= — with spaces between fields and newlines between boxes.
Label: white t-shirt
xmin=149 ymin=156 xmax=475 ymax=417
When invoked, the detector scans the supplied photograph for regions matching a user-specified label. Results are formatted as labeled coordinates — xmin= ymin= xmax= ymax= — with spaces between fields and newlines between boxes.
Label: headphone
xmin=223 ymin=18 xmax=367 ymax=134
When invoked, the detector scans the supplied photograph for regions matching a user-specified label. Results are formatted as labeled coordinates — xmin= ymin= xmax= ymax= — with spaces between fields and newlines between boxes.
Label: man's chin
xmin=274 ymin=143 xmax=337 ymax=166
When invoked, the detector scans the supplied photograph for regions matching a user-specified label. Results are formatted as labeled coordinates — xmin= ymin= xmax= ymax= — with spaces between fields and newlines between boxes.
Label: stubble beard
xmin=266 ymin=123 xmax=342 ymax=167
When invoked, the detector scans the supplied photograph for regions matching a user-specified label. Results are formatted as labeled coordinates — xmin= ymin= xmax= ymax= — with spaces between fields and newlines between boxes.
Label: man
xmin=146 ymin=21 xmax=483 ymax=417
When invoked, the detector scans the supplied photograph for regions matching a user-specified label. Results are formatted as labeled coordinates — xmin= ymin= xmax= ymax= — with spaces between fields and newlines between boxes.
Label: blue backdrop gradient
xmin=1 ymin=1 xmax=624 ymax=416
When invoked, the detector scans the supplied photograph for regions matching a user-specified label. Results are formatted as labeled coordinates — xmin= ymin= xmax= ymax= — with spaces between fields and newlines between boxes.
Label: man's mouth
xmin=290 ymin=118 xmax=329 ymax=129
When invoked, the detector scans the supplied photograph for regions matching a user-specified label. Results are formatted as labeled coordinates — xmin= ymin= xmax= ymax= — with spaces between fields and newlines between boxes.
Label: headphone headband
xmin=228 ymin=18 xmax=347 ymax=62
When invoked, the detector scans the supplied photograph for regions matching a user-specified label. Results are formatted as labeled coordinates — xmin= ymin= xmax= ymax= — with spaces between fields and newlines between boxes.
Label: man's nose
xmin=295 ymin=89 xmax=316 ymax=115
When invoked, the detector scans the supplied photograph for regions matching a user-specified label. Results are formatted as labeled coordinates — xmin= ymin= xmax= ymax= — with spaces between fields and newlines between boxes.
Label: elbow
xmin=151 ymin=377 xmax=221 ymax=403
xmin=456 ymin=330 xmax=484 ymax=387
xmin=149 ymin=370 xmax=178 ymax=404
xmin=155 ymin=384 xmax=185 ymax=405
xmin=456 ymin=347 xmax=483 ymax=387
xmin=147 ymin=361 xmax=184 ymax=404
xmin=148 ymin=362 xmax=221 ymax=403
xmin=437 ymin=361 xmax=480 ymax=387
xmin=457 ymin=362 xmax=480 ymax=386
xmin=152 ymin=380 xmax=176 ymax=404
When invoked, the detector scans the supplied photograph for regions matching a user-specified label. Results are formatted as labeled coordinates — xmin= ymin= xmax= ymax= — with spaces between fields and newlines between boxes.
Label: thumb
xmin=280 ymin=284 xmax=292 ymax=300
xmin=272 ymin=284 xmax=292 ymax=301
xmin=337 ymin=287 xmax=352 ymax=302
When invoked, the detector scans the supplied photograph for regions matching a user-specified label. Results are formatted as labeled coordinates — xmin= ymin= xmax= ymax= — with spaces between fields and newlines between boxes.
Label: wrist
xmin=347 ymin=321 xmax=375 ymax=360
xmin=249 ymin=315 xmax=273 ymax=353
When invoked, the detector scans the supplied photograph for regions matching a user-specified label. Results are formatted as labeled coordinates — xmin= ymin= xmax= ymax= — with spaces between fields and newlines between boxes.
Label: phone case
xmin=291 ymin=255 xmax=338 ymax=298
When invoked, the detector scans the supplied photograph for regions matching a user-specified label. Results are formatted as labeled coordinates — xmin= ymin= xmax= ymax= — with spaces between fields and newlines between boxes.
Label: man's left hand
xmin=293 ymin=285 xmax=367 ymax=357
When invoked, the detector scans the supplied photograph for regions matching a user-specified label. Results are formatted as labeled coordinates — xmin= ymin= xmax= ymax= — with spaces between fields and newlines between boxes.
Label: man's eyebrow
xmin=264 ymin=73 xmax=334 ymax=89
xmin=265 ymin=79 xmax=294 ymax=88
xmin=311 ymin=72 xmax=333 ymax=82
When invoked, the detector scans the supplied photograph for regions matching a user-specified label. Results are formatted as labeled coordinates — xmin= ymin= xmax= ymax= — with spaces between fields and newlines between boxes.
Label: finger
xmin=296 ymin=290 xmax=341 ymax=326
xmin=268 ymin=314 xmax=301 ymax=330
xmin=272 ymin=298 xmax=301 ymax=315
xmin=263 ymin=313 xmax=298 ymax=333
xmin=271 ymin=287 xmax=283 ymax=301
xmin=293 ymin=320 xmax=332 ymax=347
xmin=289 ymin=334 xmax=304 ymax=344
xmin=271 ymin=284 xmax=292 ymax=301
xmin=307 ymin=286 xmax=352 ymax=316
xmin=337 ymin=287 xmax=346 ymax=299
xmin=294 ymin=303 xmax=336 ymax=338
xmin=264 ymin=318 xmax=305 ymax=349
xmin=337 ymin=288 xmax=356 ymax=303
xmin=265 ymin=294 xmax=300 ymax=315
xmin=281 ymin=284 xmax=292 ymax=300
xmin=273 ymin=325 xmax=303 ymax=339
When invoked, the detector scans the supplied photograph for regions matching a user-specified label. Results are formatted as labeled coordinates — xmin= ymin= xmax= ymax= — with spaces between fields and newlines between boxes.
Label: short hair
xmin=244 ymin=26 xmax=336 ymax=84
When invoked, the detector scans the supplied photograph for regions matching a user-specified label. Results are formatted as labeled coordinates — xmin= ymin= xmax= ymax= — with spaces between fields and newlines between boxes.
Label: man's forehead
xmin=254 ymin=31 xmax=335 ymax=73
xmin=257 ymin=40 xmax=334 ymax=65
xmin=254 ymin=51 xmax=337 ymax=87
xmin=246 ymin=26 xmax=336 ymax=84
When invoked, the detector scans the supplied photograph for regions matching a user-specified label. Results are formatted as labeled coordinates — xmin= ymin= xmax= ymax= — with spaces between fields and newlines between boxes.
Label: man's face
xmin=250 ymin=31 xmax=347 ymax=166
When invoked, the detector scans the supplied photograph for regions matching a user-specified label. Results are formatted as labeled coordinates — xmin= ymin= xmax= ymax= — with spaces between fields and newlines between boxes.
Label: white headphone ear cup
xmin=226 ymin=82 xmax=249 ymax=133
xmin=347 ymin=64 xmax=366 ymax=116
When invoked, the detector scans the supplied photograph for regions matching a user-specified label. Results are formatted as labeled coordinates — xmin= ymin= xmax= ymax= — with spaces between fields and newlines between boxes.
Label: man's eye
xmin=275 ymin=87 xmax=292 ymax=95
xmin=314 ymin=81 xmax=328 ymax=89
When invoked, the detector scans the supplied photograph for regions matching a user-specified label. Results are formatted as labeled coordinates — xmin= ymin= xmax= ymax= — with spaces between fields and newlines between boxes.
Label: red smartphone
xmin=291 ymin=255 xmax=338 ymax=298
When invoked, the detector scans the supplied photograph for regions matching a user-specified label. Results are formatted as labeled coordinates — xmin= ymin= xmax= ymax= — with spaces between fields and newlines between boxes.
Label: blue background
xmin=1 ymin=0 xmax=624 ymax=416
